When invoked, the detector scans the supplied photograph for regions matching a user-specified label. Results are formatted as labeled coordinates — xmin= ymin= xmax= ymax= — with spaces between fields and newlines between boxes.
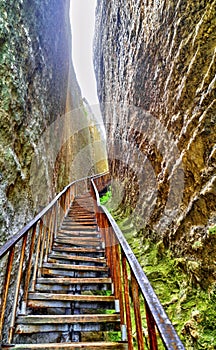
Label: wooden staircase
xmin=0 ymin=174 xmax=185 ymax=350
xmin=11 ymin=193 xmax=128 ymax=349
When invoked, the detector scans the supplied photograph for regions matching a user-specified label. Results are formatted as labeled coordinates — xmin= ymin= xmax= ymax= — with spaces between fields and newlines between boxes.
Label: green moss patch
xmin=115 ymin=217 xmax=216 ymax=349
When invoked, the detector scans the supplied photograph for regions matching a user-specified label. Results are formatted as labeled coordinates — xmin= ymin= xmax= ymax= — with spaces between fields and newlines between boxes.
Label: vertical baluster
xmin=54 ymin=202 xmax=58 ymax=240
xmin=21 ymin=224 xmax=37 ymax=314
xmin=48 ymin=207 xmax=55 ymax=256
xmin=104 ymin=216 xmax=111 ymax=270
xmin=31 ymin=219 xmax=43 ymax=291
xmin=108 ymin=225 xmax=114 ymax=281
xmin=66 ymin=189 xmax=69 ymax=213
xmin=145 ymin=300 xmax=158 ymax=350
xmin=38 ymin=216 xmax=47 ymax=276
xmin=131 ymin=273 xmax=145 ymax=350
xmin=45 ymin=210 xmax=53 ymax=262
xmin=69 ymin=186 xmax=72 ymax=206
xmin=122 ymin=253 xmax=133 ymax=350
xmin=71 ymin=184 xmax=75 ymax=203
xmin=0 ymin=247 xmax=15 ymax=341
xmin=115 ymin=243 xmax=125 ymax=328
xmin=62 ymin=194 xmax=66 ymax=221
xmin=111 ymin=239 xmax=118 ymax=295
xmin=66 ymin=188 xmax=69 ymax=211
xmin=99 ymin=211 xmax=105 ymax=243
xmin=8 ymin=234 xmax=28 ymax=343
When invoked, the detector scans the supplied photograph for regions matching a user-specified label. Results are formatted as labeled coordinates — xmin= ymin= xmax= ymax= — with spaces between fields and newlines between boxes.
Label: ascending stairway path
xmin=12 ymin=193 xmax=128 ymax=349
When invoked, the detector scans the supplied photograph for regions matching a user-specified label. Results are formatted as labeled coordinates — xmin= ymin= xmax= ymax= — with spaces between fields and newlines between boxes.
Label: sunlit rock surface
xmin=94 ymin=0 xmax=216 ymax=281
xmin=0 ymin=0 xmax=107 ymax=244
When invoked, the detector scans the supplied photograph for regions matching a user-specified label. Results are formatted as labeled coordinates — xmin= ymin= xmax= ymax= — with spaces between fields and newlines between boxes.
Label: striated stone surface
xmin=94 ymin=0 xmax=216 ymax=281
xmin=0 ymin=0 xmax=107 ymax=245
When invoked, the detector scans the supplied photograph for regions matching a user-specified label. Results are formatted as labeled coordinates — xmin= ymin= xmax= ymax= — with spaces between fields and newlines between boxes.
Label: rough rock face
xmin=94 ymin=0 xmax=216 ymax=281
xmin=0 ymin=0 xmax=107 ymax=245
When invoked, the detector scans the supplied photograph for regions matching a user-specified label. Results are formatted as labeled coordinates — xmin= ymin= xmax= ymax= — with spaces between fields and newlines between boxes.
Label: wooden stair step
xmin=16 ymin=323 xmax=120 ymax=334
xmin=68 ymin=215 xmax=95 ymax=218
xmin=28 ymin=293 xmax=115 ymax=302
xmin=16 ymin=315 xmax=121 ymax=333
xmin=35 ymin=277 xmax=112 ymax=292
xmin=65 ymin=215 xmax=95 ymax=218
xmin=64 ymin=218 xmax=96 ymax=221
xmin=58 ymin=230 xmax=100 ymax=236
xmin=48 ymin=253 xmax=106 ymax=264
xmin=61 ymin=222 xmax=97 ymax=226
xmin=41 ymin=269 xmax=108 ymax=278
xmin=42 ymin=262 xmax=108 ymax=272
xmin=27 ymin=293 xmax=115 ymax=309
xmin=36 ymin=277 xmax=112 ymax=285
xmin=62 ymin=221 xmax=97 ymax=225
xmin=52 ymin=246 xmax=104 ymax=254
xmin=60 ymin=226 xmax=98 ymax=231
xmin=56 ymin=236 xmax=101 ymax=243
xmin=54 ymin=238 xmax=101 ymax=247
xmin=16 ymin=314 xmax=121 ymax=325
xmin=7 ymin=341 xmax=128 ymax=349
xmin=60 ymin=225 xmax=99 ymax=232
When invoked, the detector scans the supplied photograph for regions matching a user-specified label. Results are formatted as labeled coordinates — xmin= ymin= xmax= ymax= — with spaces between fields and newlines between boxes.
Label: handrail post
xmin=8 ymin=234 xmax=28 ymax=344
xmin=115 ymin=243 xmax=126 ymax=340
xmin=30 ymin=219 xmax=43 ymax=291
xmin=122 ymin=252 xmax=133 ymax=350
xmin=131 ymin=272 xmax=145 ymax=350
xmin=21 ymin=224 xmax=37 ymax=315
xmin=0 ymin=247 xmax=15 ymax=342
xmin=48 ymin=207 xmax=56 ymax=259
xmin=145 ymin=300 xmax=158 ymax=350
xmin=38 ymin=217 xmax=47 ymax=277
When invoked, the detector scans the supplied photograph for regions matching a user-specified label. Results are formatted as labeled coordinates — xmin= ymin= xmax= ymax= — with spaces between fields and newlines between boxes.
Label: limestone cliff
xmin=0 ymin=0 xmax=107 ymax=245
xmin=94 ymin=0 xmax=216 ymax=282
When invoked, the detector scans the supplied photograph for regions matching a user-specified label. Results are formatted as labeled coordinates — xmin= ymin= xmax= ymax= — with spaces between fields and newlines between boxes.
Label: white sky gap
xmin=70 ymin=0 xmax=99 ymax=106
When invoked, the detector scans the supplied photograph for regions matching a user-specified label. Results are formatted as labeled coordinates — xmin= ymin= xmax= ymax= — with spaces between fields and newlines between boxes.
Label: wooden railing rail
xmin=91 ymin=176 xmax=185 ymax=350
xmin=0 ymin=172 xmax=107 ymax=344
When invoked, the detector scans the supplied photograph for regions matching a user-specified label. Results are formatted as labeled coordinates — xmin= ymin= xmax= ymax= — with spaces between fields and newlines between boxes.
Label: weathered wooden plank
xmin=16 ymin=322 xmax=121 ymax=334
xmin=6 ymin=341 xmax=128 ymax=349
xmin=27 ymin=300 xmax=71 ymax=308
xmin=58 ymin=230 xmax=100 ymax=236
xmin=52 ymin=246 xmax=104 ymax=253
xmin=41 ymin=268 xmax=107 ymax=278
xmin=42 ymin=262 xmax=108 ymax=272
xmin=17 ymin=314 xmax=120 ymax=324
xmin=56 ymin=236 xmax=101 ymax=243
xmin=28 ymin=300 xmax=114 ymax=309
xmin=48 ymin=253 xmax=106 ymax=264
xmin=54 ymin=238 xmax=101 ymax=247
xmin=63 ymin=219 xmax=97 ymax=223
xmin=61 ymin=224 xmax=97 ymax=228
xmin=35 ymin=284 xmax=111 ymax=293
xmin=28 ymin=293 xmax=115 ymax=302
xmin=36 ymin=277 xmax=112 ymax=284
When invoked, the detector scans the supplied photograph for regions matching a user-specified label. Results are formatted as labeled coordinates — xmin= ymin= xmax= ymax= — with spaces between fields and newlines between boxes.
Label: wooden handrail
xmin=91 ymin=177 xmax=185 ymax=350
xmin=0 ymin=172 xmax=108 ymax=260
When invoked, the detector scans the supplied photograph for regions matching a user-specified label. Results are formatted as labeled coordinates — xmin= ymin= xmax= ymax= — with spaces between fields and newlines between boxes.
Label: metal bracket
xmin=121 ymin=324 xmax=127 ymax=342
xmin=19 ymin=301 xmax=27 ymax=316
xmin=115 ymin=299 xmax=120 ymax=313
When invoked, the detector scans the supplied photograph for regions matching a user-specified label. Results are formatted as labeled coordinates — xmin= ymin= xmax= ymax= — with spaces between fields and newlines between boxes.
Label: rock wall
xmin=0 ymin=0 xmax=107 ymax=245
xmin=94 ymin=0 xmax=216 ymax=281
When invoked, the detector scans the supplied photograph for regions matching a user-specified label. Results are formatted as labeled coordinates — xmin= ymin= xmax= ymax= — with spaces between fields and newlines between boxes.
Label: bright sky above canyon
xmin=70 ymin=0 xmax=99 ymax=106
